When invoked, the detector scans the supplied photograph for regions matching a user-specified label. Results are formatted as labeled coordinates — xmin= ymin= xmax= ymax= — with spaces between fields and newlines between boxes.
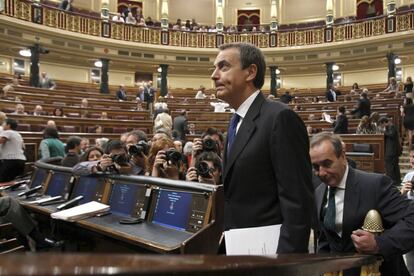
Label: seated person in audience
xmin=100 ymin=112 xmax=108 ymax=119
xmin=0 ymin=119 xmax=26 ymax=182
xmin=293 ymin=105 xmax=301 ymax=111
xmin=1 ymin=76 xmax=19 ymax=98
xmin=332 ymin=106 xmax=348 ymax=134
xmin=73 ymin=140 xmax=132 ymax=175
xmin=351 ymin=92 xmax=371 ymax=119
xmin=91 ymin=125 xmax=103 ymax=134
xmin=80 ymin=110 xmax=89 ymax=118
xmin=350 ymin=82 xmax=359 ymax=93
xmin=32 ymin=105 xmax=44 ymax=116
xmin=135 ymin=99 xmax=144 ymax=111
xmin=151 ymin=129 xmax=171 ymax=144
xmin=95 ymin=137 xmax=109 ymax=150
xmin=280 ymin=91 xmax=293 ymax=104
xmin=112 ymin=13 xmax=125 ymax=23
xmin=137 ymin=18 xmax=147 ymax=27
xmin=195 ymin=85 xmax=207 ymax=99
xmin=172 ymin=18 xmax=182 ymax=30
xmin=59 ymin=0 xmax=73 ymax=12
xmin=356 ymin=115 xmax=378 ymax=135
xmin=38 ymin=72 xmax=56 ymax=90
xmin=210 ymin=93 xmax=216 ymax=99
xmin=326 ymin=84 xmax=338 ymax=102
xmin=80 ymin=137 xmax=89 ymax=154
xmin=136 ymin=85 xmax=145 ymax=102
xmin=148 ymin=137 xmax=184 ymax=180
xmin=188 ymin=123 xmax=196 ymax=135
xmin=310 ymin=132 xmax=414 ymax=276
xmin=186 ymin=151 xmax=222 ymax=185
xmin=125 ymin=130 xmax=148 ymax=175
xmin=46 ymin=120 xmax=56 ymax=128
xmin=39 ymin=127 xmax=65 ymax=160
xmin=383 ymin=77 xmax=399 ymax=93
xmin=61 ymin=136 xmax=82 ymax=167
xmin=116 ymin=84 xmax=128 ymax=101
xmin=14 ymin=96 xmax=21 ymax=102
xmin=210 ymin=100 xmax=229 ymax=112
xmin=12 ymin=103 xmax=27 ymax=115
xmin=52 ymin=107 xmax=65 ymax=117
xmin=80 ymin=98 xmax=88 ymax=108
xmin=0 ymin=112 xmax=7 ymax=131
xmin=0 ymin=196 xmax=62 ymax=250
xmin=125 ymin=12 xmax=137 ymax=25
xmin=308 ymin=114 xmax=316 ymax=121
xmin=145 ymin=16 xmax=154 ymax=26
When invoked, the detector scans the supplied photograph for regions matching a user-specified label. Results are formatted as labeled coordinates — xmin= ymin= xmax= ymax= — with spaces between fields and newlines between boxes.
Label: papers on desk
xmin=322 ymin=112 xmax=333 ymax=123
xmin=51 ymin=201 xmax=109 ymax=222
xmin=224 ymin=224 xmax=281 ymax=255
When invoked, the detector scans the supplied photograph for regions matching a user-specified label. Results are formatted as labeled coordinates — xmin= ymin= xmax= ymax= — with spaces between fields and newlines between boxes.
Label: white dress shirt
xmin=234 ymin=90 xmax=260 ymax=133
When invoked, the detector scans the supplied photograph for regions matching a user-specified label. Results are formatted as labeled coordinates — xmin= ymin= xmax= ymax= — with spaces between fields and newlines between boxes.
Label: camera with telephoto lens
xmin=165 ymin=149 xmax=182 ymax=166
xmin=111 ymin=154 xmax=129 ymax=166
xmin=196 ymin=161 xmax=212 ymax=178
xmin=128 ymin=140 xmax=149 ymax=156
xmin=202 ymin=138 xmax=217 ymax=152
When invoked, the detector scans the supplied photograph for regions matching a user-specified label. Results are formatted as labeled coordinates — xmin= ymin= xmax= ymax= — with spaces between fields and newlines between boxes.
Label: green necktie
xmin=324 ymin=187 xmax=337 ymax=232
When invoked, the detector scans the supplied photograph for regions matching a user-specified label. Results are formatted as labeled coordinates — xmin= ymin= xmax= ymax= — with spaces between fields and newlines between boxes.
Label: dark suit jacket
xmin=383 ymin=124 xmax=402 ymax=157
xmin=173 ymin=115 xmax=188 ymax=141
xmin=326 ymin=90 xmax=336 ymax=102
xmin=351 ymin=98 xmax=371 ymax=118
xmin=116 ymin=90 xmax=127 ymax=101
xmin=224 ymin=92 xmax=314 ymax=253
xmin=333 ymin=114 xmax=348 ymax=134
xmin=315 ymin=168 xmax=411 ymax=276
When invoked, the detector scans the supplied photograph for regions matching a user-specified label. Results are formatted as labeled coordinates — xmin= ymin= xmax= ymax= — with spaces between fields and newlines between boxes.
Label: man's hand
xmin=131 ymin=153 xmax=147 ymax=170
xmin=186 ymin=167 xmax=198 ymax=182
xmin=401 ymin=181 xmax=413 ymax=195
xmin=351 ymin=229 xmax=380 ymax=254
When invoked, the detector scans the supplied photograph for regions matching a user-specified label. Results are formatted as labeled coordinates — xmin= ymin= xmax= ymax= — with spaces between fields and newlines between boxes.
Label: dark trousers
xmin=385 ymin=156 xmax=401 ymax=185
xmin=0 ymin=159 xmax=25 ymax=182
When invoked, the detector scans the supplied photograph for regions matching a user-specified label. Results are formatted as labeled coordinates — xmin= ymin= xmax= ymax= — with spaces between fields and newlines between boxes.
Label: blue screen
xmin=45 ymin=172 xmax=71 ymax=197
xmin=152 ymin=190 xmax=192 ymax=231
xmin=31 ymin=169 xmax=47 ymax=188
xmin=71 ymin=176 xmax=102 ymax=204
xmin=109 ymin=182 xmax=141 ymax=217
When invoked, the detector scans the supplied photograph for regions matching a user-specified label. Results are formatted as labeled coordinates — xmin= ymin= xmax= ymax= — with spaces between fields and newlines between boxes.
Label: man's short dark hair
xmin=218 ymin=42 xmax=266 ymax=89
xmin=4 ymin=118 xmax=18 ymax=130
xmin=65 ymin=136 xmax=82 ymax=150
xmin=43 ymin=126 xmax=59 ymax=139
xmin=310 ymin=132 xmax=343 ymax=158
xmin=201 ymin=127 xmax=224 ymax=143
xmin=378 ymin=117 xmax=389 ymax=124
xmin=338 ymin=106 xmax=346 ymax=114
xmin=361 ymin=92 xmax=368 ymax=99
xmin=128 ymin=130 xmax=148 ymax=142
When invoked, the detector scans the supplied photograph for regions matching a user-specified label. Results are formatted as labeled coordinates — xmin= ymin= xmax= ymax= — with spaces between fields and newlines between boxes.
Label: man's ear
xmin=245 ymin=64 xmax=258 ymax=83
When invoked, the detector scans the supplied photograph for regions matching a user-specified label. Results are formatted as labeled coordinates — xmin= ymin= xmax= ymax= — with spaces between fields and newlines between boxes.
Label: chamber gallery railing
xmin=1 ymin=0 xmax=414 ymax=48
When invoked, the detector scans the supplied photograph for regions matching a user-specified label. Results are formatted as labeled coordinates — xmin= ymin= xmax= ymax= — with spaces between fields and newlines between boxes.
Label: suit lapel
xmin=223 ymin=93 xmax=264 ymax=180
xmin=341 ymin=168 xmax=360 ymax=245
xmin=315 ymin=183 xmax=328 ymax=221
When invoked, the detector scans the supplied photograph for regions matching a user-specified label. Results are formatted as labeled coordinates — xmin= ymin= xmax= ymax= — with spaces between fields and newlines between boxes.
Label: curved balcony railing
xmin=2 ymin=0 xmax=414 ymax=48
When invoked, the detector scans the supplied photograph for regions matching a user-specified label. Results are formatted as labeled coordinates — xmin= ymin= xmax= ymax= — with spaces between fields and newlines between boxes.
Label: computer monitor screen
xmin=71 ymin=176 xmax=106 ymax=204
xmin=44 ymin=172 xmax=73 ymax=199
xmin=152 ymin=189 xmax=204 ymax=232
xmin=109 ymin=181 xmax=147 ymax=218
xmin=30 ymin=168 xmax=48 ymax=188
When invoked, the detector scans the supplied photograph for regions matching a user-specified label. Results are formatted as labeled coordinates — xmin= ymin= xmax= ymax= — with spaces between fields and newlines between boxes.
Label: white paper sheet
xmin=51 ymin=201 xmax=109 ymax=221
xmin=224 ymin=224 xmax=281 ymax=255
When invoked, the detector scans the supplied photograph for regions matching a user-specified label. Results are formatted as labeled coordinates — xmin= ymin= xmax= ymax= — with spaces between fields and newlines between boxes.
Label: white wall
xmin=281 ymin=74 xmax=326 ymax=89
xmin=342 ymin=69 xmax=388 ymax=86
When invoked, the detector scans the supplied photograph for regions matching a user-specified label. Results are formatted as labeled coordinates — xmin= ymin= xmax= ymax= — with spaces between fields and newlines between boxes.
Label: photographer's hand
xmin=191 ymin=138 xmax=203 ymax=166
xmin=152 ymin=150 xmax=167 ymax=177
xmin=186 ymin=167 xmax=198 ymax=182
xmin=401 ymin=181 xmax=413 ymax=195
xmin=99 ymin=155 xmax=113 ymax=171
xmin=132 ymin=153 xmax=147 ymax=170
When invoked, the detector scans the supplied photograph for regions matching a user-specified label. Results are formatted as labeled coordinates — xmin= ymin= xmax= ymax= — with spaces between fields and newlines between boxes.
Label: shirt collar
xmin=235 ymin=90 xmax=260 ymax=119
xmin=337 ymin=165 xmax=349 ymax=190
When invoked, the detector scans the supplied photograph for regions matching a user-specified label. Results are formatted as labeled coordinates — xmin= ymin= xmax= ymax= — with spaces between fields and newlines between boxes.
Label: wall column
xmin=160 ymin=0 xmax=169 ymax=30
xmin=326 ymin=62 xmax=334 ymax=89
xmin=160 ymin=64 xmax=169 ymax=96
xmin=29 ymin=44 xmax=40 ymax=88
xmin=100 ymin=58 xmax=109 ymax=94
xmin=387 ymin=52 xmax=396 ymax=80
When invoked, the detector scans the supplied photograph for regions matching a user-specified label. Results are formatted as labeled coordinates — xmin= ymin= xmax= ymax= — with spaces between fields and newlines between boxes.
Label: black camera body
xmin=196 ymin=161 xmax=212 ymax=178
xmin=203 ymin=138 xmax=218 ymax=152
xmin=165 ymin=149 xmax=182 ymax=166
xmin=111 ymin=154 xmax=129 ymax=165
xmin=128 ymin=140 xmax=149 ymax=156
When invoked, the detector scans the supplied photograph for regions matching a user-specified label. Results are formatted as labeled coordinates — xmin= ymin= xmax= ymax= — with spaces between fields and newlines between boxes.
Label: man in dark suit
xmin=115 ymin=84 xmax=128 ymax=101
xmin=326 ymin=85 xmax=337 ymax=102
xmin=310 ymin=132 xmax=413 ymax=276
xmin=379 ymin=117 xmax=401 ymax=186
xmin=351 ymin=92 xmax=371 ymax=118
xmin=333 ymin=106 xmax=348 ymax=134
xmin=144 ymin=81 xmax=156 ymax=113
xmin=172 ymin=110 xmax=189 ymax=141
xmin=211 ymin=42 xmax=314 ymax=253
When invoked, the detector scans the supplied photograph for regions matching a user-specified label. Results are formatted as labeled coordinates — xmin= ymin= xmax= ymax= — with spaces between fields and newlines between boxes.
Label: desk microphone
xmin=18 ymin=185 xmax=42 ymax=197
xmin=56 ymin=195 xmax=84 ymax=210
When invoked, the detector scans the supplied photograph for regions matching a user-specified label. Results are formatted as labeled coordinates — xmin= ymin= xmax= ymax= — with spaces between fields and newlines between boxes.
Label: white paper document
xmin=225 ymin=224 xmax=281 ymax=255
xmin=51 ymin=201 xmax=109 ymax=221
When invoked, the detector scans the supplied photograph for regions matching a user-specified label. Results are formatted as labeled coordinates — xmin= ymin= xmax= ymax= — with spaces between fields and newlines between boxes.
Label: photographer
xmin=191 ymin=135 xmax=221 ymax=167
xmin=147 ymin=137 xmax=184 ymax=180
xmin=125 ymin=130 xmax=149 ymax=175
xmin=72 ymin=140 xmax=131 ymax=175
xmin=186 ymin=151 xmax=222 ymax=185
